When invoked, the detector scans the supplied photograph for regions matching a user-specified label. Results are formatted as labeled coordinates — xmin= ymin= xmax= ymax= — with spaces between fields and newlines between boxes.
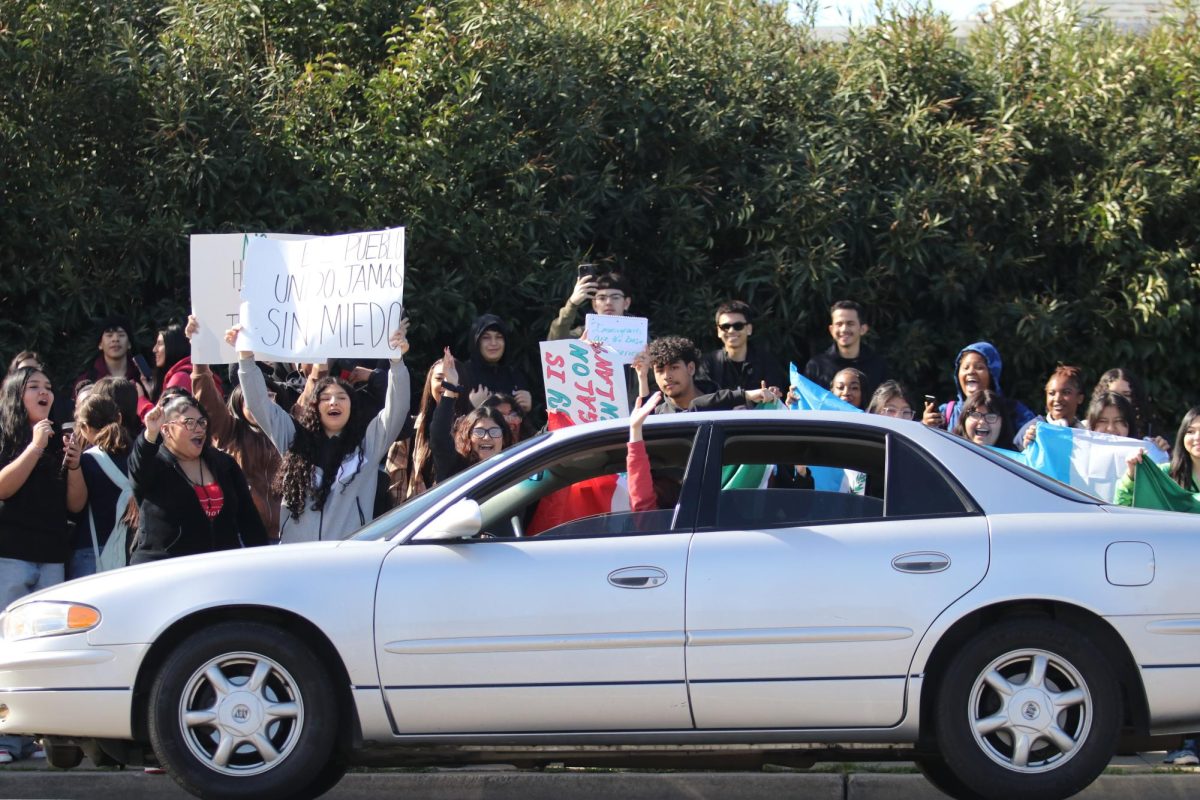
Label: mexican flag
xmin=1129 ymin=454 xmax=1200 ymax=513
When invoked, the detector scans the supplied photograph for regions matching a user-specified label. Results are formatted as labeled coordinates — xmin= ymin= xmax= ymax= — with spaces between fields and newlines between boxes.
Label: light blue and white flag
xmin=787 ymin=363 xmax=862 ymax=492
xmin=1000 ymin=423 xmax=1169 ymax=502
xmin=787 ymin=363 xmax=863 ymax=413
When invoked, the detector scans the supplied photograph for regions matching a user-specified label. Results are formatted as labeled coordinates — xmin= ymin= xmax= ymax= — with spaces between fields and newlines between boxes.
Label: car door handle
xmin=892 ymin=552 xmax=950 ymax=574
xmin=608 ymin=566 xmax=668 ymax=589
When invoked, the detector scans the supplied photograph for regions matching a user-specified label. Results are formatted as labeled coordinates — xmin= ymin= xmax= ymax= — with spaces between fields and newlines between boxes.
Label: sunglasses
xmin=470 ymin=427 xmax=505 ymax=440
xmin=170 ymin=417 xmax=209 ymax=431
xmin=718 ymin=321 xmax=748 ymax=332
xmin=966 ymin=411 xmax=1001 ymax=424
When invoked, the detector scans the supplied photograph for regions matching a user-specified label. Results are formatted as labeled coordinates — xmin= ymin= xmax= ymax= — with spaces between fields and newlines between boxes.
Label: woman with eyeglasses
xmin=949 ymin=389 xmax=1018 ymax=452
xmin=128 ymin=394 xmax=267 ymax=564
xmin=432 ymin=348 xmax=514 ymax=483
xmin=865 ymin=381 xmax=916 ymax=420
xmin=185 ymin=316 xmax=283 ymax=541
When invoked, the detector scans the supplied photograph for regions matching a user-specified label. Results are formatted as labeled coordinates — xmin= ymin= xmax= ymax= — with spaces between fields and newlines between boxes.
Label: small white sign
xmin=189 ymin=233 xmax=312 ymax=364
xmin=235 ymin=227 xmax=406 ymax=360
xmin=585 ymin=314 xmax=648 ymax=364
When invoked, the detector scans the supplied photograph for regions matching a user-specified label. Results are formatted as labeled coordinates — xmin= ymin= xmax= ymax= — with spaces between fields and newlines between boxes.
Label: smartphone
xmin=577 ymin=263 xmax=600 ymax=280
xmin=132 ymin=354 xmax=152 ymax=381
xmin=924 ymin=394 xmax=937 ymax=409
xmin=60 ymin=421 xmax=75 ymax=435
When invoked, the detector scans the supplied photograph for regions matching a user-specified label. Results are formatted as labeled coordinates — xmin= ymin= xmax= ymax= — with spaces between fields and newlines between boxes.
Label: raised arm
xmin=226 ymin=327 xmax=296 ymax=456
xmin=363 ymin=321 xmax=412 ymax=455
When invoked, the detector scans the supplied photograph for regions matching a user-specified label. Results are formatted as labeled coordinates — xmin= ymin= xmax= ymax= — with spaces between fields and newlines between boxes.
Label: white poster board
xmin=235 ymin=227 xmax=406 ymax=361
xmin=584 ymin=314 xmax=648 ymax=364
xmin=189 ymin=233 xmax=312 ymax=364
xmin=539 ymin=339 xmax=630 ymax=423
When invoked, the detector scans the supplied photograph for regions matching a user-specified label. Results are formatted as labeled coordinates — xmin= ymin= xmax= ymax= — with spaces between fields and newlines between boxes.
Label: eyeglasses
xmin=718 ymin=321 xmax=748 ymax=332
xmin=470 ymin=427 xmax=504 ymax=439
xmin=502 ymin=412 xmax=522 ymax=422
xmin=170 ymin=417 xmax=209 ymax=431
xmin=966 ymin=411 xmax=1000 ymax=424
xmin=594 ymin=293 xmax=625 ymax=303
xmin=880 ymin=406 xmax=915 ymax=420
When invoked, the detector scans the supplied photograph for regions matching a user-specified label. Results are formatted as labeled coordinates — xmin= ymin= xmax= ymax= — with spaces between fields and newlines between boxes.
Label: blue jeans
xmin=67 ymin=548 xmax=97 ymax=581
xmin=0 ymin=557 xmax=64 ymax=759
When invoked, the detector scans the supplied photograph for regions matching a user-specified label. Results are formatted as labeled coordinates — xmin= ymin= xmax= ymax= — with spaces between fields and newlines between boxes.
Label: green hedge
xmin=1 ymin=0 xmax=1197 ymax=426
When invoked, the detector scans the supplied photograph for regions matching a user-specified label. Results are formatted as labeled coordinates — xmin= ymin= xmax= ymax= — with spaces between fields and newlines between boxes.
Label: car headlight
xmin=0 ymin=601 xmax=101 ymax=642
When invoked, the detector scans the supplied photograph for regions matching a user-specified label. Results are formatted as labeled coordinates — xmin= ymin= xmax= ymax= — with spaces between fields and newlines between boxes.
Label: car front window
xmin=349 ymin=433 xmax=550 ymax=541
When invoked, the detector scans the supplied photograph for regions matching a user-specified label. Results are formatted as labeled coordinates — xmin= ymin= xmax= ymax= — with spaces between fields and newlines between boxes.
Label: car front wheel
xmin=933 ymin=618 xmax=1121 ymax=800
xmin=147 ymin=621 xmax=338 ymax=799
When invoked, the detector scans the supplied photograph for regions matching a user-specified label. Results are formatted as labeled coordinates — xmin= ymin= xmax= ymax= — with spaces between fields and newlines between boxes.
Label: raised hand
xmin=389 ymin=317 xmax=410 ymax=360
xmin=442 ymin=347 xmax=459 ymax=387
xmin=569 ymin=274 xmax=598 ymax=307
xmin=630 ymin=391 xmax=662 ymax=443
xmin=144 ymin=405 xmax=165 ymax=442
xmin=184 ymin=314 xmax=199 ymax=341
xmin=922 ymin=400 xmax=943 ymax=428
xmin=224 ymin=325 xmax=253 ymax=360
xmin=513 ymin=389 xmax=533 ymax=413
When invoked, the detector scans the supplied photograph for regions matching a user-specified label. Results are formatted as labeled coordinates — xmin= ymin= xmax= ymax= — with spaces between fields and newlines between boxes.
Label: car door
xmin=374 ymin=424 xmax=706 ymax=735
xmin=685 ymin=422 xmax=990 ymax=729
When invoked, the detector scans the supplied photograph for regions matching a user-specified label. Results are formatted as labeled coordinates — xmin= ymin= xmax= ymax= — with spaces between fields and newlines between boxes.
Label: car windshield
xmin=931 ymin=428 xmax=1103 ymax=504
xmin=349 ymin=432 xmax=550 ymax=541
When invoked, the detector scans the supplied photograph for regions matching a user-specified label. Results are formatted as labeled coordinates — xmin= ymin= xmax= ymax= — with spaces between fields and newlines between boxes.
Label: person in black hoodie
xmin=128 ymin=394 xmax=266 ymax=563
xmin=457 ymin=314 xmax=534 ymax=415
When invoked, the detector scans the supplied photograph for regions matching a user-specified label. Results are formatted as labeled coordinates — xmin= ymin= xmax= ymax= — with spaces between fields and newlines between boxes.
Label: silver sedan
xmin=1 ymin=410 xmax=1196 ymax=800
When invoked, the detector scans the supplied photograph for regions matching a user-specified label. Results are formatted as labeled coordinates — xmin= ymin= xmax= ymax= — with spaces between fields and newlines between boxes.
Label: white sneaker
xmin=0 ymin=751 xmax=13 ymax=765
xmin=30 ymin=744 xmax=45 ymax=758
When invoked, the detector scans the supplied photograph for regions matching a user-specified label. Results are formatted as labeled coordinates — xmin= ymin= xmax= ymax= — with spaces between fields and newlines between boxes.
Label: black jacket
xmin=128 ymin=432 xmax=268 ymax=563
xmin=457 ymin=314 xmax=533 ymax=410
xmin=803 ymin=344 xmax=891 ymax=398
xmin=701 ymin=343 xmax=787 ymax=394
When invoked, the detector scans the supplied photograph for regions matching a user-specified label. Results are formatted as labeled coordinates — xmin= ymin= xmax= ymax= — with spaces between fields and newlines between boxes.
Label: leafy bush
xmin=1 ymin=0 xmax=1196 ymax=428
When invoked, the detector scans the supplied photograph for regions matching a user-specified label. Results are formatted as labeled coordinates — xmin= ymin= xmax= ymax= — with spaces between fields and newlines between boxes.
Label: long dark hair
xmin=951 ymin=389 xmax=1017 ymax=452
xmin=0 ymin=367 xmax=56 ymax=458
xmin=1169 ymin=407 xmax=1200 ymax=490
xmin=405 ymin=360 xmax=443 ymax=498
xmin=152 ymin=323 xmax=189 ymax=400
xmin=1085 ymin=392 xmax=1140 ymax=440
xmin=1093 ymin=367 xmax=1154 ymax=436
xmin=275 ymin=376 xmax=371 ymax=519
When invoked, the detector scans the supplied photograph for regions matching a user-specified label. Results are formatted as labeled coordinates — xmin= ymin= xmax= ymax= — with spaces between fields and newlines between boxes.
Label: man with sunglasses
xmin=803 ymin=299 xmax=891 ymax=400
xmin=701 ymin=301 xmax=786 ymax=393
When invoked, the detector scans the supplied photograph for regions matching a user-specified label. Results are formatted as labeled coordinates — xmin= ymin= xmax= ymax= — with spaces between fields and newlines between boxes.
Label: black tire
xmin=147 ymin=621 xmax=339 ymax=800
xmin=43 ymin=739 xmax=84 ymax=769
xmin=913 ymin=754 xmax=986 ymax=800
xmin=934 ymin=618 xmax=1121 ymax=800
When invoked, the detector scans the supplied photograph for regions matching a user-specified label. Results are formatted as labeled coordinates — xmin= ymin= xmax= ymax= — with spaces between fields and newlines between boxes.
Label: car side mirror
xmin=413 ymin=499 xmax=482 ymax=541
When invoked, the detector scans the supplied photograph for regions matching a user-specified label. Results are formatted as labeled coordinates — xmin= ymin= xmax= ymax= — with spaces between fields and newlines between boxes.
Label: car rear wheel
xmin=148 ymin=621 xmax=338 ymax=799
xmin=933 ymin=619 xmax=1120 ymax=800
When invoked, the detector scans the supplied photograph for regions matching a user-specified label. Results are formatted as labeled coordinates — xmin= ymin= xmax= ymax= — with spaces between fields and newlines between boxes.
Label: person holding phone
xmin=0 ymin=367 xmax=86 ymax=763
xmin=547 ymin=265 xmax=635 ymax=341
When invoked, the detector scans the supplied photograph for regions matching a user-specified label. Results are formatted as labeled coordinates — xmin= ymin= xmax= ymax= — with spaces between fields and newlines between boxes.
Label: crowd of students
xmin=1 ymin=272 xmax=1197 ymax=764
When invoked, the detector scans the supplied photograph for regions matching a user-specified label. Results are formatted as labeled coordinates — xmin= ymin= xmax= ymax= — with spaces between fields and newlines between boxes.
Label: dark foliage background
xmin=2 ymin=0 xmax=1197 ymax=429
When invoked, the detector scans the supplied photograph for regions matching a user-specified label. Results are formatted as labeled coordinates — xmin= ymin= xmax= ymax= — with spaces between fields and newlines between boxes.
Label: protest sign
xmin=236 ymin=227 xmax=406 ymax=360
xmin=540 ymin=339 xmax=630 ymax=424
xmin=189 ymin=233 xmax=312 ymax=364
xmin=585 ymin=314 xmax=648 ymax=364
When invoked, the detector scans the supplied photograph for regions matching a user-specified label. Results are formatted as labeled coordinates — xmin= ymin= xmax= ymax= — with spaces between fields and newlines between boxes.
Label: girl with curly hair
xmin=230 ymin=322 xmax=411 ymax=543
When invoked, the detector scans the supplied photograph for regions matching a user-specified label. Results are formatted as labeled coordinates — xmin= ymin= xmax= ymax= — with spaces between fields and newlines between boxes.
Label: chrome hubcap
xmin=178 ymin=652 xmax=304 ymax=776
xmin=969 ymin=648 xmax=1091 ymax=773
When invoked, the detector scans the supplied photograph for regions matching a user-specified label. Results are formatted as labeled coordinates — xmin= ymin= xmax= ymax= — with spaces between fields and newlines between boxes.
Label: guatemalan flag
xmin=999 ymin=423 xmax=1168 ymax=503
xmin=786 ymin=364 xmax=863 ymax=493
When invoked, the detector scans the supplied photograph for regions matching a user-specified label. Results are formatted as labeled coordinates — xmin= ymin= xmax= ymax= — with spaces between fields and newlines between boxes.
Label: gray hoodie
xmin=239 ymin=357 xmax=410 ymax=543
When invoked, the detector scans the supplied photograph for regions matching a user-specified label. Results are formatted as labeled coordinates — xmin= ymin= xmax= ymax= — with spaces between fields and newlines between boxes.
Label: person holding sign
xmin=432 ymin=348 xmax=514 ymax=483
xmin=228 ymin=321 xmax=411 ymax=543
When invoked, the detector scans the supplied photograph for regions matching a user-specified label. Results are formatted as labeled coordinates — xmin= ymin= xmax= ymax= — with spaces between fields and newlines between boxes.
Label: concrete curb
xmin=0 ymin=770 xmax=1196 ymax=799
